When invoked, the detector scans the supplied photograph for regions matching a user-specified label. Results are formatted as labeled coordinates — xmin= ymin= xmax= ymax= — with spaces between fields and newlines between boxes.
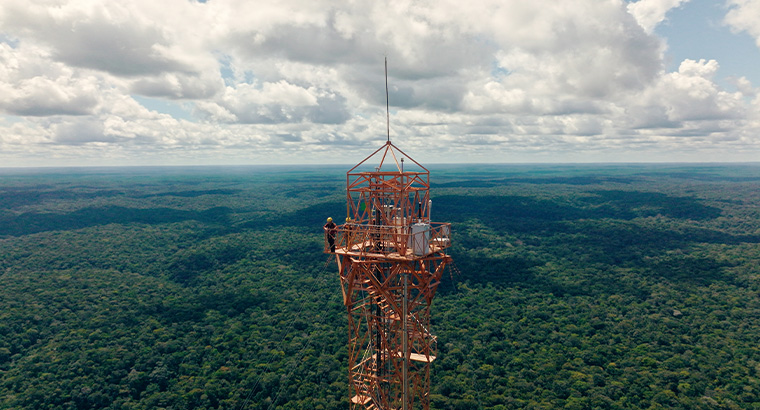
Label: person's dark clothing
xmin=324 ymin=221 xmax=337 ymax=252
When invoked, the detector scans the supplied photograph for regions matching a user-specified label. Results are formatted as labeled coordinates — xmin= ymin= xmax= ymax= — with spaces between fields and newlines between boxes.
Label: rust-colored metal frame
xmin=326 ymin=141 xmax=452 ymax=410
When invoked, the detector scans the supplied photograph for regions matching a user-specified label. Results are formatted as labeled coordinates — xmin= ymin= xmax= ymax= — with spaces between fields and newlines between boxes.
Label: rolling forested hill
xmin=1 ymin=163 xmax=759 ymax=410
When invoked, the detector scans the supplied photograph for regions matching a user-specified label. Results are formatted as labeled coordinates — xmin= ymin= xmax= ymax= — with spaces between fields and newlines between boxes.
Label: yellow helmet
xmin=346 ymin=217 xmax=352 ymax=222
xmin=327 ymin=217 xmax=333 ymax=222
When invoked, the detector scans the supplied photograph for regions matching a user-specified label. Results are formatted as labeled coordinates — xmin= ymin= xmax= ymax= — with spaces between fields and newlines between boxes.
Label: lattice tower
xmin=325 ymin=141 xmax=453 ymax=410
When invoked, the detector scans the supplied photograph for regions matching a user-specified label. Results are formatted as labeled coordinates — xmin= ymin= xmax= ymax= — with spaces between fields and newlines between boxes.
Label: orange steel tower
xmin=325 ymin=140 xmax=453 ymax=410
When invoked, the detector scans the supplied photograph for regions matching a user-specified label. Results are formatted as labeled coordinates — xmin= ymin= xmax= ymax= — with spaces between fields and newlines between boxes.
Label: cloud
xmin=724 ymin=0 xmax=760 ymax=48
xmin=131 ymin=72 xmax=223 ymax=100
xmin=0 ymin=43 xmax=100 ymax=116
xmin=52 ymin=118 xmax=118 ymax=145
xmin=0 ymin=0 xmax=758 ymax=165
xmin=1 ymin=1 xmax=188 ymax=76
xmin=458 ymin=1 xmax=662 ymax=118
xmin=0 ymin=0 xmax=223 ymax=100
xmin=195 ymin=80 xmax=350 ymax=124
xmin=626 ymin=59 xmax=745 ymax=127
xmin=627 ymin=0 xmax=691 ymax=33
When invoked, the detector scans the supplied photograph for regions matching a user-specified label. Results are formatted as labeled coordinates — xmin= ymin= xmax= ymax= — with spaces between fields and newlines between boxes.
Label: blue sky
xmin=1 ymin=0 xmax=759 ymax=167
xmin=656 ymin=0 xmax=760 ymax=88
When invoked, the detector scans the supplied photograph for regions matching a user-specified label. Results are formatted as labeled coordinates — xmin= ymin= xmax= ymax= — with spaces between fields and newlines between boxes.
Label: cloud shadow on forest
xmin=238 ymin=200 xmax=345 ymax=231
xmin=136 ymin=189 xmax=242 ymax=198
xmin=580 ymin=190 xmax=722 ymax=220
xmin=0 ymin=206 xmax=233 ymax=237
xmin=434 ymin=190 xmax=722 ymax=226
xmin=437 ymin=252 xmax=544 ymax=296
xmin=634 ymin=171 xmax=760 ymax=182
xmin=0 ymin=187 xmax=125 ymax=208
xmin=142 ymin=287 xmax=275 ymax=323
xmin=432 ymin=175 xmax=637 ymax=188
xmin=436 ymin=193 xmax=755 ymax=295
xmin=641 ymin=256 xmax=737 ymax=287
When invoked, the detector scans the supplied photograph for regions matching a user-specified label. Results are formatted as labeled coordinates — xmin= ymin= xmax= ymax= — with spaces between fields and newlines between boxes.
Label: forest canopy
xmin=1 ymin=163 xmax=759 ymax=410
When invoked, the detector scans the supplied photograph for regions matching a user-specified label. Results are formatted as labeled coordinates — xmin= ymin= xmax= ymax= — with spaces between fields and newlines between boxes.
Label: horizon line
xmin=2 ymin=161 xmax=760 ymax=171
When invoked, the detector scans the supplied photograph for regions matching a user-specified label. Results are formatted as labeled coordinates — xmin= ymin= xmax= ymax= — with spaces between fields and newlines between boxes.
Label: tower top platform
xmin=324 ymin=140 xmax=451 ymax=261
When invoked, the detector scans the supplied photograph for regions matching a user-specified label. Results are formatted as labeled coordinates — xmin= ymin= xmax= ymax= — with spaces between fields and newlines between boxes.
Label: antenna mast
xmin=385 ymin=57 xmax=390 ymax=143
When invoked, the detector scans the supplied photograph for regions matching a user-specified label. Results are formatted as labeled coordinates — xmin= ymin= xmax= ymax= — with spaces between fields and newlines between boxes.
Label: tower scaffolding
xmin=325 ymin=140 xmax=453 ymax=410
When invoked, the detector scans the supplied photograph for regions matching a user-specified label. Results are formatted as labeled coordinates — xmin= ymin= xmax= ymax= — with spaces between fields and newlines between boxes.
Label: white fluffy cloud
xmin=725 ymin=0 xmax=760 ymax=47
xmin=627 ymin=0 xmax=691 ymax=33
xmin=0 ymin=0 xmax=758 ymax=166
xmin=0 ymin=43 xmax=101 ymax=116
xmin=627 ymin=59 xmax=745 ymax=126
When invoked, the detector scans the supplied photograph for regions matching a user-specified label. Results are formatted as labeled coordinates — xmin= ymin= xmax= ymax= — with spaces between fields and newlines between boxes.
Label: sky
xmin=1 ymin=0 xmax=760 ymax=167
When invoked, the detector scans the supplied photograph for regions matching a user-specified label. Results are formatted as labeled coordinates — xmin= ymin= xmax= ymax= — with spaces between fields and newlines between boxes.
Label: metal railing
xmin=325 ymin=222 xmax=451 ymax=257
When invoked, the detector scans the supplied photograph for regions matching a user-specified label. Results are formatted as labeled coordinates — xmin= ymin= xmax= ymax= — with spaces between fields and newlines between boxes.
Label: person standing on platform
xmin=324 ymin=217 xmax=337 ymax=252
